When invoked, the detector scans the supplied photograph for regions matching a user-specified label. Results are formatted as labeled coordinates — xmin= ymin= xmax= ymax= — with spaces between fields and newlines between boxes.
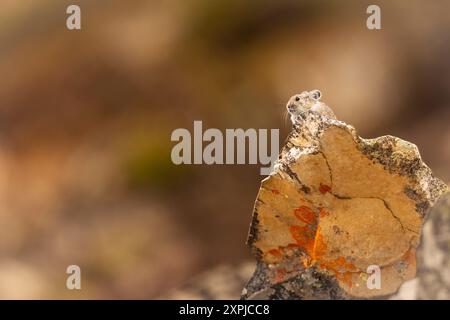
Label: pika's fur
xmin=286 ymin=90 xmax=336 ymax=123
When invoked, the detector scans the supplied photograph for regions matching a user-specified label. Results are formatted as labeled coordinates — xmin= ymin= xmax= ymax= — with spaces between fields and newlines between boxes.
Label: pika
xmin=286 ymin=90 xmax=336 ymax=124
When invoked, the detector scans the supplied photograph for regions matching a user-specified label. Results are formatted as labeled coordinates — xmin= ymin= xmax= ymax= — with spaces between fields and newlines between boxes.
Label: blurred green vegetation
xmin=122 ymin=134 xmax=191 ymax=191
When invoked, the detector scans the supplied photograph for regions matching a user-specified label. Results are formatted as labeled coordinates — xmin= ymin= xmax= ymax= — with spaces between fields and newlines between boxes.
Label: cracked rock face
xmin=243 ymin=109 xmax=448 ymax=299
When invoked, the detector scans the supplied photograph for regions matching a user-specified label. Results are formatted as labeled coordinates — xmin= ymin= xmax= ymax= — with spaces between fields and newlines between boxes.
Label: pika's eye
xmin=295 ymin=96 xmax=300 ymax=101
xmin=310 ymin=90 xmax=321 ymax=100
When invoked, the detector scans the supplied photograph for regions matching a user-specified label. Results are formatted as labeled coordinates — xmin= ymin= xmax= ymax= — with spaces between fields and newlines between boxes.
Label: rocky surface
xmin=389 ymin=189 xmax=450 ymax=300
xmin=242 ymin=104 xmax=448 ymax=299
xmin=417 ymin=191 xmax=450 ymax=299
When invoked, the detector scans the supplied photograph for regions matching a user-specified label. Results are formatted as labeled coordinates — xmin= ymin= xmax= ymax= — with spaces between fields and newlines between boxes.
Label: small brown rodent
xmin=286 ymin=90 xmax=336 ymax=123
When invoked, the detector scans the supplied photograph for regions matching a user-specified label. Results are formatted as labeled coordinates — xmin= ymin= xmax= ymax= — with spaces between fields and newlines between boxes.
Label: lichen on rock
xmin=242 ymin=98 xmax=448 ymax=299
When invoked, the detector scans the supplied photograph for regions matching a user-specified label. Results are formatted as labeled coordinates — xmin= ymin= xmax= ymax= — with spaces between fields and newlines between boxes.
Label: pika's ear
xmin=310 ymin=90 xmax=321 ymax=100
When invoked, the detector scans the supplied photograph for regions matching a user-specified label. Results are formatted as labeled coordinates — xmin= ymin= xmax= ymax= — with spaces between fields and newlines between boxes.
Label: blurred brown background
xmin=0 ymin=0 xmax=449 ymax=298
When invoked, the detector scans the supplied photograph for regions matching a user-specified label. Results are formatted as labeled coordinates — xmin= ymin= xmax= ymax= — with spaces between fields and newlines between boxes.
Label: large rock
xmin=242 ymin=104 xmax=448 ymax=299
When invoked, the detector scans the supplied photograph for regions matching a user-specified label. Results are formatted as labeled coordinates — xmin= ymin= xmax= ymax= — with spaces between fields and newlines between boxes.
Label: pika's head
xmin=286 ymin=90 xmax=322 ymax=118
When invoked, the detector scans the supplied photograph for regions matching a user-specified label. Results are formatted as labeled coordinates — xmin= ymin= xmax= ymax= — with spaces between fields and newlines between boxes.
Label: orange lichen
xmin=312 ymin=227 xmax=356 ymax=287
xmin=267 ymin=248 xmax=283 ymax=260
xmin=319 ymin=184 xmax=332 ymax=194
xmin=269 ymin=223 xmax=357 ymax=287
xmin=319 ymin=208 xmax=330 ymax=218
xmin=289 ymin=225 xmax=316 ymax=255
xmin=312 ymin=227 xmax=327 ymax=259
xmin=336 ymin=272 xmax=354 ymax=287
xmin=270 ymin=218 xmax=358 ymax=287
xmin=293 ymin=206 xmax=316 ymax=225
xmin=317 ymin=256 xmax=357 ymax=288
xmin=271 ymin=189 xmax=280 ymax=195
xmin=264 ymin=243 xmax=305 ymax=265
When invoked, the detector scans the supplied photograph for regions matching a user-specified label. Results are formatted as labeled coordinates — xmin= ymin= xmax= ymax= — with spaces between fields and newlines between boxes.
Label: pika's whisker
xmin=283 ymin=109 xmax=290 ymax=128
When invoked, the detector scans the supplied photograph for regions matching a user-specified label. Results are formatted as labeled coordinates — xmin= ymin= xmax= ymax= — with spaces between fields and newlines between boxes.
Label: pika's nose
xmin=287 ymin=103 xmax=295 ymax=112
